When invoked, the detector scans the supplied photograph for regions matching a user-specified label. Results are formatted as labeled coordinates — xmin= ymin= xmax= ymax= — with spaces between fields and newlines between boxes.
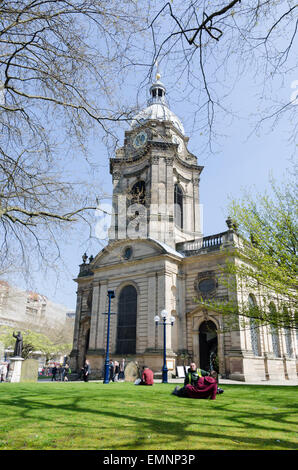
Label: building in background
xmin=70 ymin=75 xmax=297 ymax=382
xmin=0 ymin=280 xmax=75 ymax=365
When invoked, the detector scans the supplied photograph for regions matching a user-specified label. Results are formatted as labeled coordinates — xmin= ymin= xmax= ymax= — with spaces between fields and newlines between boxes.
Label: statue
xmin=13 ymin=331 xmax=23 ymax=357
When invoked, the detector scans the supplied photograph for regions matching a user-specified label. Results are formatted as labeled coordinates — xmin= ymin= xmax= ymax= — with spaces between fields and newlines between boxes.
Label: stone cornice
xmin=110 ymin=141 xmax=203 ymax=173
xmin=180 ymin=249 xmax=227 ymax=264
xmin=92 ymin=252 xmax=182 ymax=274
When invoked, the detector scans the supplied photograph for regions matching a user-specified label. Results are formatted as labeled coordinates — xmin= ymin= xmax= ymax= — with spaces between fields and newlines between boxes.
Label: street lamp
xmin=103 ymin=290 xmax=116 ymax=384
xmin=155 ymin=310 xmax=175 ymax=383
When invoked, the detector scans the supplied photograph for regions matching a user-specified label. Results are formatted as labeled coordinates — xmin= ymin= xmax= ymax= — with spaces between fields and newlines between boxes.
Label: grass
xmin=0 ymin=381 xmax=297 ymax=450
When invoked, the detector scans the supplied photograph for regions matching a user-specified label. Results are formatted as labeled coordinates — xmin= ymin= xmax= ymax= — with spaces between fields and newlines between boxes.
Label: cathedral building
xmin=70 ymin=75 xmax=297 ymax=382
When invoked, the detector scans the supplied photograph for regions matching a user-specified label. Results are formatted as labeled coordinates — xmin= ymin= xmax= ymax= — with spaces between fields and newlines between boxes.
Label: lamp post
xmin=154 ymin=310 xmax=175 ymax=383
xmin=103 ymin=290 xmax=116 ymax=384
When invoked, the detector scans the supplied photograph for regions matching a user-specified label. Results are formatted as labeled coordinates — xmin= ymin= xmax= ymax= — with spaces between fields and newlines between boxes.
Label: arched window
xmin=248 ymin=294 xmax=261 ymax=356
xmin=116 ymin=285 xmax=137 ymax=355
xmin=130 ymin=181 xmax=146 ymax=206
xmin=174 ymin=184 xmax=183 ymax=229
xmin=269 ymin=303 xmax=281 ymax=357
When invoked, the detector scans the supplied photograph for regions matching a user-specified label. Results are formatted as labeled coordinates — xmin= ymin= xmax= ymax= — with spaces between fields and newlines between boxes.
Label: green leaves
xmin=0 ymin=326 xmax=71 ymax=360
xmin=200 ymin=171 xmax=297 ymax=331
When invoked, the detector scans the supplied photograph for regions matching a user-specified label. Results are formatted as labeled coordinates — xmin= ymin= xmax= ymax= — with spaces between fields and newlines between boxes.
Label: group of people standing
xmin=108 ymin=359 xmax=126 ymax=382
xmin=78 ymin=358 xmax=127 ymax=383
xmin=51 ymin=363 xmax=71 ymax=382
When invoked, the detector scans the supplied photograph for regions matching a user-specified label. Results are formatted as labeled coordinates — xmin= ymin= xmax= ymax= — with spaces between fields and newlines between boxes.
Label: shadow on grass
xmin=0 ymin=383 xmax=297 ymax=450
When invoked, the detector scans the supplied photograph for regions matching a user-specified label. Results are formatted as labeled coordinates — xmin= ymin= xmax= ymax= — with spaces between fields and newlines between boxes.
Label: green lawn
xmin=0 ymin=381 xmax=297 ymax=450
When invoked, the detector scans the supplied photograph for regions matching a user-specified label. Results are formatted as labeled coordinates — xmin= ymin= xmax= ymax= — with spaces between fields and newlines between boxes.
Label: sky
xmin=5 ymin=2 xmax=297 ymax=311
xmin=30 ymin=69 xmax=295 ymax=312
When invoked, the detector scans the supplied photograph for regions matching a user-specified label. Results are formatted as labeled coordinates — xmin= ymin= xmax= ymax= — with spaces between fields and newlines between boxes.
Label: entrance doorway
xmin=199 ymin=320 xmax=218 ymax=372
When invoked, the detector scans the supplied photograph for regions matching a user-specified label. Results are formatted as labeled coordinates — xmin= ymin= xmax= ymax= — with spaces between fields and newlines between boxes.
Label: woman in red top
xmin=140 ymin=366 xmax=154 ymax=385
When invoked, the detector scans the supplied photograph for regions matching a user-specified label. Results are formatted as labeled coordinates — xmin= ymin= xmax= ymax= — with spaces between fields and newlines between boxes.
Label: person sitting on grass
xmin=172 ymin=370 xmax=220 ymax=400
xmin=172 ymin=361 xmax=224 ymax=399
xmin=184 ymin=362 xmax=224 ymax=394
xmin=135 ymin=366 xmax=154 ymax=385
xmin=184 ymin=362 xmax=209 ymax=386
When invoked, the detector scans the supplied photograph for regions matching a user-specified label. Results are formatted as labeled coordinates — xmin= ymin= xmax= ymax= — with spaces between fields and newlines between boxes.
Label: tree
xmin=2 ymin=1 xmax=297 ymax=289
xmin=0 ymin=325 xmax=71 ymax=361
xmin=198 ymin=171 xmax=297 ymax=331
xmin=0 ymin=0 xmax=147 ymax=278
xmin=147 ymin=1 xmax=298 ymax=151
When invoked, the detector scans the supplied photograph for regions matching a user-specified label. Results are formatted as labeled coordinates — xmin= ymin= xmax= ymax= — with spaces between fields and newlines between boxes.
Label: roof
xmin=131 ymin=102 xmax=185 ymax=135
xmin=149 ymin=238 xmax=184 ymax=258
xmin=131 ymin=74 xmax=185 ymax=135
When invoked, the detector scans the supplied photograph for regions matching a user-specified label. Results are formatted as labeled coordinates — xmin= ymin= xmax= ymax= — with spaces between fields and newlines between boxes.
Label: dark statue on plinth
xmin=13 ymin=331 xmax=23 ymax=357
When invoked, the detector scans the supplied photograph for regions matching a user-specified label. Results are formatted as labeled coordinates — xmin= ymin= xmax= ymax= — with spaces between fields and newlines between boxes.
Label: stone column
xmin=148 ymin=156 xmax=159 ymax=240
xmin=70 ymin=288 xmax=83 ymax=370
xmin=156 ymin=272 xmax=165 ymax=350
xmin=164 ymin=273 xmax=173 ymax=350
xmin=177 ymin=269 xmax=187 ymax=352
xmin=96 ymin=281 xmax=108 ymax=351
xmin=192 ymin=174 xmax=202 ymax=237
xmin=165 ymin=157 xmax=174 ymax=246
xmin=89 ymin=281 xmax=100 ymax=351
xmin=147 ymin=273 xmax=157 ymax=350
xmin=109 ymin=172 xmax=121 ymax=241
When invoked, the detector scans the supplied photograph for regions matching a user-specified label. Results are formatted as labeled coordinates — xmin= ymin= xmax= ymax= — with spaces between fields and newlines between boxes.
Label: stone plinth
xmin=124 ymin=361 xmax=140 ymax=382
xmin=7 ymin=357 xmax=24 ymax=383
xmin=20 ymin=359 xmax=39 ymax=382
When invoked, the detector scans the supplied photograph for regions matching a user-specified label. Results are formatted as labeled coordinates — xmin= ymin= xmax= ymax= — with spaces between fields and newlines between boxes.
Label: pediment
xmin=91 ymin=238 xmax=183 ymax=269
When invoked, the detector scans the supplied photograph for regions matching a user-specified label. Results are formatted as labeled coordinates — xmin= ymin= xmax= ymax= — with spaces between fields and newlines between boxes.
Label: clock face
xmin=172 ymin=135 xmax=183 ymax=153
xmin=133 ymin=131 xmax=148 ymax=149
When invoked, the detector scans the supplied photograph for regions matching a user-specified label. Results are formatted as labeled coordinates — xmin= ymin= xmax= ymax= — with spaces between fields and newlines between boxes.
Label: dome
xmin=131 ymin=103 xmax=185 ymax=135
xmin=131 ymin=76 xmax=185 ymax=135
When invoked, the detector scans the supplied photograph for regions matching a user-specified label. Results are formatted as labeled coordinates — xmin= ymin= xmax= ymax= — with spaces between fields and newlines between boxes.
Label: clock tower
xmin=109 ymin=73 xmax=204 ymax=248
xmin=70 ymin=73 xmax=298 ymax=383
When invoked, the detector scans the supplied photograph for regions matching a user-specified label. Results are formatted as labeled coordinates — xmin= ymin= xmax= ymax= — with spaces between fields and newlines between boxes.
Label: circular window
xmin=123 ymin=246 xmax=132 ymax=260
xmin=198 ymin=278 xmax=216 ymax=294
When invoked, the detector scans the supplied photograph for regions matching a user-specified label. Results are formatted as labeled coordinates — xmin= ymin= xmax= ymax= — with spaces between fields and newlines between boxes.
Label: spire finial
xmin=155 ymin=60 xmax=161 ymax=81
xmin=148 ymin=62 xmax=166 ymax=106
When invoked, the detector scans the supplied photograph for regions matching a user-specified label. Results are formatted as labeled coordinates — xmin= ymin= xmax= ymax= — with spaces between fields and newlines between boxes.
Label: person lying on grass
xmin=172 ymin=365 xmax=224 ymax=400
xmin=184 ymin=362 xmax=224 ymax=394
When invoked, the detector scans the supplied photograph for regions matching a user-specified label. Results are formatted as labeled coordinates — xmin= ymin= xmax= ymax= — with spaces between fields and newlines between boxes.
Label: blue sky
xmin=30 ymin=68 xmax=295 ymax=311
xmin=7 ymin=3 xmax=297 ymax=311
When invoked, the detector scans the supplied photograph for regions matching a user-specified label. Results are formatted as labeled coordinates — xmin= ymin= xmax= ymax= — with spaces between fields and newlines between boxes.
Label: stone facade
xmin=70 ymin=77 xmax=297 ymax=382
